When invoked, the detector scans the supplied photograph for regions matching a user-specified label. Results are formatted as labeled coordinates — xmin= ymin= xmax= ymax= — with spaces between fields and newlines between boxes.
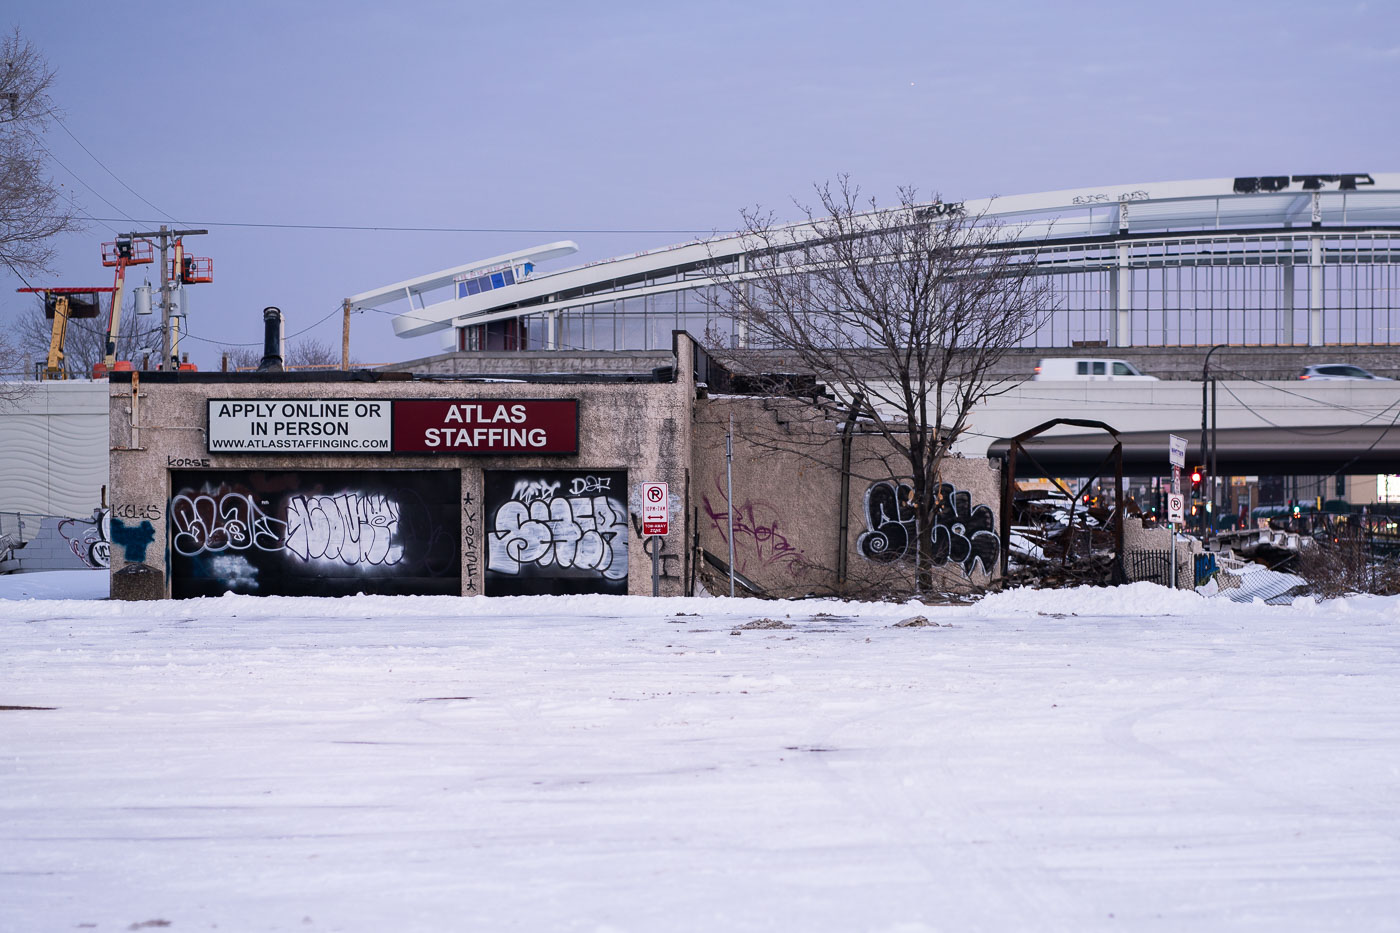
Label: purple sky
xmin=6 ymin=0 xmax=1397 ymax=367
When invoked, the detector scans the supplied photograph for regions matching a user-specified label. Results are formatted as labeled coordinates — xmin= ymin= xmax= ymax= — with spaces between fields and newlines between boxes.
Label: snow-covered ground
xmin=2 ymin=574 xmax=1398 ymax=932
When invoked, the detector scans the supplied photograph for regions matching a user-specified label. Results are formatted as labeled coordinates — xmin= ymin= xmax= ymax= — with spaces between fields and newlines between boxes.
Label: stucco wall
xmin=692 ymin=396 xmax=1001 ymax=597
xmin=108 ymin=338 xmax=695 ymax=600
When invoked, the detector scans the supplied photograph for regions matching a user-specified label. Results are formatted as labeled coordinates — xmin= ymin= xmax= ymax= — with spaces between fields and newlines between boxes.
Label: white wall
xmin=0 ymin=382 xmax=109 ymax=517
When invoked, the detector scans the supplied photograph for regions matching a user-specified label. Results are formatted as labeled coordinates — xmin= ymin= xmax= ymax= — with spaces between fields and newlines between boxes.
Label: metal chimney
xmin=257 ymin=306 xmax=284 ymax=373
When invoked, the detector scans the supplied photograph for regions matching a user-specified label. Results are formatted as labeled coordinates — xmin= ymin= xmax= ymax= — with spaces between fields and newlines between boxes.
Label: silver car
xmin=1299 ymin=364 xmax=1392 ymax=381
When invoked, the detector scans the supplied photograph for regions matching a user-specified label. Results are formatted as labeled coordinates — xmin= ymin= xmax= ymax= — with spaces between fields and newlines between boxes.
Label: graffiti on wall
xmin=857 ymin=480 xmax=998 ymax=576
xmin=484 ymin=470 xmax=627 ymax=596
xmin=170 ymin=491 xmax=286 ymax=557
xmin=169 ymin=470 xmax=459 ymax=598
xmin=701 ymin=478 xmax=804 ymax=577
xmin=110 ymin=518 xmax=155 ymax=563
xmin=462 ymin=491 xmax=480 ymax=593
xmin=57 ymin=509 xmax=111 ymax=569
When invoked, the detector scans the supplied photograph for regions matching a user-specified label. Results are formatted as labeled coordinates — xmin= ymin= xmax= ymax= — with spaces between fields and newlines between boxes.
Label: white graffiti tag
xmin=488 ymin=495 xmax=627 ymax=579
xmin=284 ymin=494 xmax=404 ymax=566
xmin=171 ymin=492 xmax=286 ymax=556
xmin=511 ymin=479 xmax=561 ymax=503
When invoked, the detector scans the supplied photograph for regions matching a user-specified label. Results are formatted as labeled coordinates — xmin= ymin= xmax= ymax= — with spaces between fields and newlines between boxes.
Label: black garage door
xmin=169 ymin=469 xmax=461 ymax=598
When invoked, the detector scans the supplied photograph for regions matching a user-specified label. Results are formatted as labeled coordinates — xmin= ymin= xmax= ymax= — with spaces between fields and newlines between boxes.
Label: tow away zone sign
xmin=642 ymin=482 xmax=669 ymax=535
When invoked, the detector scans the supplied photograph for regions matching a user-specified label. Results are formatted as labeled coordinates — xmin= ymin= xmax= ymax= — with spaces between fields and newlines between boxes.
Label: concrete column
xmin=1115 ymin=242 xmax=1132 ymax=347
xmin=1282 ymin=257 xmax=1295 ymax=344
xmin=1309 ymin=235 xmax=1324 ymax=346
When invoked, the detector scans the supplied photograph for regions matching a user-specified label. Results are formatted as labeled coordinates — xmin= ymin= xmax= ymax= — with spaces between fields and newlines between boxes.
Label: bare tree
xmin=15 ymin=294 xmax=163 ymax=377
xmin=218 ymin=335 xmax=351 ymax=371
xmin=286 ymin=336 xmax=343 ymax=369
xmin=707 ymin=177 xmax=1056 ymax=592
xmin=1 ymin=28 xmax=80 ymax=277
xmin=0 ymin=325 xmax=28 ymax=403
xmin=217 ymin=344 xmax=261 ymax=371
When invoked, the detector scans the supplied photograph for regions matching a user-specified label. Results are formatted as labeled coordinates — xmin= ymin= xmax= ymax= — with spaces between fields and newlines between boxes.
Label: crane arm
xmin=102 ymin=260 xmax=130 ymax=370
xmin=46 ymin=296 xmax=70 ymax=379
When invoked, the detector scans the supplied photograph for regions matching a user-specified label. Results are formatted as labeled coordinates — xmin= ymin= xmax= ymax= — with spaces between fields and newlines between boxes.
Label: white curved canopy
xmin=367 ymin=174 xmax=1400 ymax=342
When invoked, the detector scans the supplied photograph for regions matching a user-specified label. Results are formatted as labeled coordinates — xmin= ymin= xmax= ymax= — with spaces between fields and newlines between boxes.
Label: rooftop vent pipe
xmin=257 ymin=306 xmax=284 ymax=373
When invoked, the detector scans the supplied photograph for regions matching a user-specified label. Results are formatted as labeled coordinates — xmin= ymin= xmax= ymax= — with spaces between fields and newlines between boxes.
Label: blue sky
xmin=6 ymin=0 xmax=1396 ymax=366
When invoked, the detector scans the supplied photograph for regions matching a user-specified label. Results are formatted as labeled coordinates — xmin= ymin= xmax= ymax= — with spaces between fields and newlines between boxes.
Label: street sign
xmin=641 ymin=482 xmax=669 ymax=535
xmin=1168 ymin=434 xmax=1188 ymax=468
xmin=1167 ymin=492 xmax=1186 ymax=524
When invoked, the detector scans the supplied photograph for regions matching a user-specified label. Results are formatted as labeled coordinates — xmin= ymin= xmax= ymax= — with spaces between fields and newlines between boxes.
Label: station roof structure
xmin=352 ymin=173 xmax=1400 ymax=344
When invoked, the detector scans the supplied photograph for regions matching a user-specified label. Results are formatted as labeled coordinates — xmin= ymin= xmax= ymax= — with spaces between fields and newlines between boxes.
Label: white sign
xmin=641 ymin=482 xmax=669 ymax=535
xmin=1167 ymin=492 xmax=1186 ymax=524
xmin=207 ymin=399 xmax=392 ymax=453
xmin=1168 ymin=434 xmax=1188 ymax=468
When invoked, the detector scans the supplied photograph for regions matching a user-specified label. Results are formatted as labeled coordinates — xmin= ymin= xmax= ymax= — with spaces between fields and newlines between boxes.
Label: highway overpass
xmin=964 ymin=379 xmax=1400 ymax=481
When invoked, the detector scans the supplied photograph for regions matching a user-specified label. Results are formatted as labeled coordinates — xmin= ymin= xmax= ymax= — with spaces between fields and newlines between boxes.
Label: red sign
xmin=393 ymin=400 xmax=578 ymax=453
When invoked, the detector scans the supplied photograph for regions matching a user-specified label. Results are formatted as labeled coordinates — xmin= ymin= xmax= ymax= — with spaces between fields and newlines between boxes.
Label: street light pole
xmin=1201 ymin=344 xmax=1227 ymax=533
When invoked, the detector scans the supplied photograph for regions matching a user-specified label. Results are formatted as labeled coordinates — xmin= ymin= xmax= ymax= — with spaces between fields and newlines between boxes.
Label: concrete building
xmin=107 ymin=334 xmax=1003 ymax=600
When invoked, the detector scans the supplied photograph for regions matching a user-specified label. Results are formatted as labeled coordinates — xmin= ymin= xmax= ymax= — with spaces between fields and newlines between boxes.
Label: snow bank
xmin=974 ymin=581 xmax=1208 ymax=617
xmin=0 ymin=569 xmax=108 ymax=601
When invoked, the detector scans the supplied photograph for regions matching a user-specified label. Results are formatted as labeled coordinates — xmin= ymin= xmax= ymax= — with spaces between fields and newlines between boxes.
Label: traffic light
xmin=1190 ymin=466 xmax=1205 ymax=497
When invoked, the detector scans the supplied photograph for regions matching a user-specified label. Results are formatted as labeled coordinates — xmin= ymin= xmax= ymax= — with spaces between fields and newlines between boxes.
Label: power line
xmin=24 ymin=133 xmax=134 ymax=232
xmin=0 ymin=256 xmax=36 ymax=290
xmin=78 ymin=217 xmax=722 ymax=235
xmin=1212 ymin=365 xmax=1400 ymax=419
xmin=178 ymin=303 xmax=348 ymax=347
xmin=1215 ymin=379 xmax=1400 ymax=435
xmin=51 ymin=116 xmax=179 ymax=225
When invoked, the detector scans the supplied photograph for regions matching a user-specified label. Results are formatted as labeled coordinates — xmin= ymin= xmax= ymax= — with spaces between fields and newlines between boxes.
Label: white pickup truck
xmin=1033 ymin=358 xmax=1158 ymax=381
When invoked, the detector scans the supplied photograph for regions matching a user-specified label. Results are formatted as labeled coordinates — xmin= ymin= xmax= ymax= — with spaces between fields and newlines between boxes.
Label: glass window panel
xmin=490 ymin=273 xmax=505 ymax=289
xmin=559 ymin=311 xmax=582 ymax=350
xmin=503 ymin=269 xmax=515 ymax=286
xmin=622 ymin=310 xmax=646 ymax=349
xmin=466 ymin=279 xmax=480 ymax=296
xmin=1092 ymin=361 xmax=1106 ymax=375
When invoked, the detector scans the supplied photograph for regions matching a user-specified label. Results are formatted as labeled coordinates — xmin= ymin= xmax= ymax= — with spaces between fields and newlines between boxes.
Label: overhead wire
xmin=1212 ymin=364 xmax=1400 ymax=417
xmin=23 ymin=133 xmax=135 ymax=233
xmin=79 ymin=217 xmax=721 ymax=235
xmin=177 ymin=302 xmax=348 ymax=347
xmin=50 ymin=116 xmax=178 ymax=224
xmin=1214 ymin=378 xmax=1400 ymax=435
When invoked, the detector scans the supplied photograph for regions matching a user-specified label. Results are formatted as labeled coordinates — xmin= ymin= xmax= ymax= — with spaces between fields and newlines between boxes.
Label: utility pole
xmin=1200 ymin=344 xmax=1227 ymax=533
xmin=122 ymin=226 xmax=208 ymax=371
xmin=341 ymin=297 xmax=352 ymax=370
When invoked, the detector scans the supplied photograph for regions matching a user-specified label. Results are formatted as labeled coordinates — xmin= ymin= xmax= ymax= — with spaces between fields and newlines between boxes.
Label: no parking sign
xmin=1167 ymin=492 xmax=1186 ymax=524
xmin=642 ymin=482 xmax=669 ymax=536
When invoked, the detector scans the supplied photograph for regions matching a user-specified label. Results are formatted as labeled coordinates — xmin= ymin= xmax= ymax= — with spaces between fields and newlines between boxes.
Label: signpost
xmin=1166 ymin=492 xmax=1186 ymax=525
xmin=641 ymin=482 xmax=668 ymax=596
xmin=1167 ymin=434 xmax=1187 ymax=588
